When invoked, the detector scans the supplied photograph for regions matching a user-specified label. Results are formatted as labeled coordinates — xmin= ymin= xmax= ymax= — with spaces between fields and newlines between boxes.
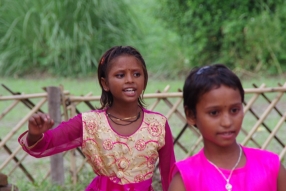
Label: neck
xmin=204 ymin=142 xmax=241 ymax=169
xmin=108 ymin=103 xmax=141 ymax=117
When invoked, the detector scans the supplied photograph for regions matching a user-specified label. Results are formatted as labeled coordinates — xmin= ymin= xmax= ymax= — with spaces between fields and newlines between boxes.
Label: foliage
xmin=1 ymin=0 xmax=286 ymax=78
xmin=126 ymin=0 xmax=185 ymax=79
xmin=15 ymin=171 xmax=94 ymax=191
xmin=157 ymin=0 xmax=286 ymax=75
xmin=0 ymin=0 xmax=142 ymax=77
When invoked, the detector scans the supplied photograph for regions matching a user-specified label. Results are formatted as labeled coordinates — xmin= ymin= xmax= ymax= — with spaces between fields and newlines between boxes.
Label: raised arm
xmin=19 ymin=113 xmax=83 ymax=157
xmin=158 ymin=120 xmax=176 ymax=191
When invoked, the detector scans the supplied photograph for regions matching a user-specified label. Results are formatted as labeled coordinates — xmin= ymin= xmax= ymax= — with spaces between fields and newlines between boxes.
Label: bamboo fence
xmin=0 ymin=83 xmax=286 ymax=186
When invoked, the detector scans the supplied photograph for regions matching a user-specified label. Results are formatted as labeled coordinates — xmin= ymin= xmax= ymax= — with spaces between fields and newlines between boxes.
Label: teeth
xmin=125 ymin=88 xmax=134 ymax=92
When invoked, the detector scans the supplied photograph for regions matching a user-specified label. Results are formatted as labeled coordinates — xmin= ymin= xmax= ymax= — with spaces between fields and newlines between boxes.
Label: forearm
xmin=27 ymin=133 xmax=43 ymax=146
xmin=19 ymin=114 xmax=83 ymax=157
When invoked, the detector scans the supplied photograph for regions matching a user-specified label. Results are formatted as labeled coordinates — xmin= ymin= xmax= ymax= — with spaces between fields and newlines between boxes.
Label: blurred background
xmin=1 ymin=1 xmax=286 ymax=190
xmin=0 ymin=0 xmax=285 ymax=80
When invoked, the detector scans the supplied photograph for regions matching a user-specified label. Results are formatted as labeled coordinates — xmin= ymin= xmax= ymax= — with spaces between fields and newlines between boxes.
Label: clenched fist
xmin=27 ymin=113 xmax=54 ymax=146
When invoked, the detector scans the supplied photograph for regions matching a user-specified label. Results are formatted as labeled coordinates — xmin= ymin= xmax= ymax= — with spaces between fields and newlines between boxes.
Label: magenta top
xmin=170 ymin=146 xmax=280 ymax=191
xmin=19 ymin=108 xmax=176 ymax=191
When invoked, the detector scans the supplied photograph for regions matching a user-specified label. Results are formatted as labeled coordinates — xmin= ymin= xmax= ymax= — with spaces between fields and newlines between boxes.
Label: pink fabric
xmin=86 ymin=176 xmax=153 ymax=191
xmin=18 ymin=108 xmax=175 ymax=191
xmin=170 ymin=146 xmax=280 ymax=191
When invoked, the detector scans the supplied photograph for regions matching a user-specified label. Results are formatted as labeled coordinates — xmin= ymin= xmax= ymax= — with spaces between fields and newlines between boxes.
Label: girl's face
xmin=186 ymin=85 xmax=244 ymax=148
xmin=101 ymin=55 xmax=146 ymax=105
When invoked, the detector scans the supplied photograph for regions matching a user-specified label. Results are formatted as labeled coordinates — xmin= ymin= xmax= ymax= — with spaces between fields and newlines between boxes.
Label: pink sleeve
xmin=158 ymin=120 xmax=176 ymax=191
xmin=18 ymin=114 xmax=83 ymax=158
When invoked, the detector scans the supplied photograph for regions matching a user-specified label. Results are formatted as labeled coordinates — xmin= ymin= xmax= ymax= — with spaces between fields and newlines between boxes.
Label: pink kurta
xmin=19 ymin=108 xmax=175 ymax=191
xmin=170 ymin=146 xmax=280 ymax=191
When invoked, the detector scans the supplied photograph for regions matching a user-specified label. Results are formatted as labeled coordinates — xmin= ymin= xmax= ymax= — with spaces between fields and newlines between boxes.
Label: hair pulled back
xmin=97 ymin=46 xmax=148 ymax=109
xmin=183 ymin=64 xmax=244 ymax=117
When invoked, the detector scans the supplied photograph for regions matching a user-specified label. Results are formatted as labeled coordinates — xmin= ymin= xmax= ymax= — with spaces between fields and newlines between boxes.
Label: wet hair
xmin=97 ymin=45 xmax=148 ymax=109
xmin=183 ymin=64 xmax=244 ymax=117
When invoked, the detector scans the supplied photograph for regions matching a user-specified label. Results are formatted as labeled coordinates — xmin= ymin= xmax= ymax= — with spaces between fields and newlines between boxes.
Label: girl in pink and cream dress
xmin=19 ymin=46 xmax=175 ymax=191
xmin=168 ymin=64 xmax=286 ymax=191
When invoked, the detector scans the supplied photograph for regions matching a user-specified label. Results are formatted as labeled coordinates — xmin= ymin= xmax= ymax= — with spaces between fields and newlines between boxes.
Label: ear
xmin=184 ymin=106 xmax=196 ymax=127
xmin=100 ymin=77 xmax=109 ymax=92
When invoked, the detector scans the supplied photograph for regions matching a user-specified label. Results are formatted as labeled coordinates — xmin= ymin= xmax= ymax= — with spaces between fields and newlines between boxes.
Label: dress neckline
xmin=104 ymin=107 xmax=145 ymax=137
xmin=201 ymin=146 xmax=247 ymax=174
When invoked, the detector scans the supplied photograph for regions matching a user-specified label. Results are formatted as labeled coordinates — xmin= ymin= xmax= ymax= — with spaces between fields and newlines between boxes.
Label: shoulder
xmin=243 ymin=146 xmax=279 ymax=159
xmin=243 ymin=146 xmax=280 ymax=170
xmin=143 ymin=108 xmax=167 ymax=118
xmin=170 ymin=151 xmax=203 ymax=190
xmin=142 ymin=108 xmax=168 ymax=123
xmin=175 ymin=150 xmax=203 ymax=174
xmin=81 ymin=109 xmax=105 ymax=117
xmin=243 ymin=146 xmax=281 ymax=185
xmin=82 ymin=109 xmax=105 ymax=115
xmin=81 ymin=109 xmax=106 ymax=122
xmin=176 ymin=151 xmax=202 ymax=166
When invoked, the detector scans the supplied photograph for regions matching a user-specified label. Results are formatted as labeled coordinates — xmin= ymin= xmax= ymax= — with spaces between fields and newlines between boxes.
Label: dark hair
xmin=183 ymin=64 xmax=244 ymax=116
xmin=97 ymin=45 xmax=148 ymax=109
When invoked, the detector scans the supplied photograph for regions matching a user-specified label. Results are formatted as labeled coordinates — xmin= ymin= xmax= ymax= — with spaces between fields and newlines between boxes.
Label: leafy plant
xmin=157 ymin=0 xmax=286 ymax=75
xmin=0 ymin=0 xmax=142 ymax=77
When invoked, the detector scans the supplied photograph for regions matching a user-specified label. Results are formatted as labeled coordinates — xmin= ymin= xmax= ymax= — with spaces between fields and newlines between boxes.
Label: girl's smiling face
xmin=186 ymin=85 xmax=244 ymax=148
xmin=101 ymin=55 xmax=146 ymax=105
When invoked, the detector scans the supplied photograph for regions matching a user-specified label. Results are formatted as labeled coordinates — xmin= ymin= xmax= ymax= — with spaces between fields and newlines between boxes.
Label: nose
xmin=125 ymin=73 xmax=133 ymax=83
xmin=220 ymin=113 xmax=232 ymax=128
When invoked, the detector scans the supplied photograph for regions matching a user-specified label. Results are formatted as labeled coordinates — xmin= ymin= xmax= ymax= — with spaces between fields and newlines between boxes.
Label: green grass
xmin=1 ymin=75 xmax=285 ymax=95
xmin=0 ymin=77 xmax=184 ymax=96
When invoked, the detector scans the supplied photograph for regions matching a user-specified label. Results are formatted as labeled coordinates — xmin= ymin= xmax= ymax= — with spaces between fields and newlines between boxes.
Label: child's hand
xmin=27 ymin=113 xmax=54 ymax=145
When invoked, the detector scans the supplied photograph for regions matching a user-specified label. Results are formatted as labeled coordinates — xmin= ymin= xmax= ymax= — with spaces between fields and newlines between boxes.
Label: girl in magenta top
xmin=18 ymin=46 xmax=176 ymax=191
xmin=168 ymin=64 xmax=286 ymax=191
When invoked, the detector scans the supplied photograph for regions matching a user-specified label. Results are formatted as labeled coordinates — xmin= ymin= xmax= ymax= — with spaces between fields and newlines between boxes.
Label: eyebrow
xmin=204 ymin=102 xmax=242 ymax=109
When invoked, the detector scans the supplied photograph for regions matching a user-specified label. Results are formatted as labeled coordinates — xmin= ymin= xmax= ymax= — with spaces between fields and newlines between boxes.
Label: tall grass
xmin=0 ymin=0 xmax=143 ymax=77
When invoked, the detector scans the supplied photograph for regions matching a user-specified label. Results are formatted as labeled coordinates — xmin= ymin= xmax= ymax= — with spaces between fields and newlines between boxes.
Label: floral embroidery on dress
xmin=135 ymin=139 xmax=146 ymax=151
xmin=103 ymin=139 xmax=114 ymax=150
xmin=134 ymin=174 xmax=145 ymax=182
xmin=148 ymin=121 xmax=162 ymax=137
xmin=81 ymin=110 xmax=166 ymax=185
xmin=85 ymin=120 xmax=97 ymax=135
xmin=87 ymin=154 xmax=104 ymax=175
xmin=138 ymin=150 xmax=158 ymax=169
xmin=146 ymin=153 xmax=157 ymax=168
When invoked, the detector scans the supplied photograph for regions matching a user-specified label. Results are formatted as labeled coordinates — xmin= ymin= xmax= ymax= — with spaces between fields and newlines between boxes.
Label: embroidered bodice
xmin=82 ymin=109 xmax=166 ymax=184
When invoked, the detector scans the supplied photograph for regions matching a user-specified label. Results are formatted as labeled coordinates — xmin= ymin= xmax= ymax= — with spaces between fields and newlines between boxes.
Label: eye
xmin=115 ymin=73 xmax=124 ymax=78
xmin=209 ymin=110 xmax=219 ymax=116
xmin=133 ymin=72 xmax=141 ymax=77
xmin=230 ymin=107 xmax=240 ymax=114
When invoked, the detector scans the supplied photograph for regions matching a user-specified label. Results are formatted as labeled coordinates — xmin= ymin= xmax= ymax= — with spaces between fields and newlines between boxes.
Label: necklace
xmin=107 ymin=111 xmax=141 ymax=126
xmin=206 ymin=145 xmax=242 ymax=191
xmin=107 ymin=113 xmax=138 ymax=121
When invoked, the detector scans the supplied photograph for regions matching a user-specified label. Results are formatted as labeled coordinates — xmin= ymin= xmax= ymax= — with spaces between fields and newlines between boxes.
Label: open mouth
xmin=124 ymin=88 xmax=135 ymax=93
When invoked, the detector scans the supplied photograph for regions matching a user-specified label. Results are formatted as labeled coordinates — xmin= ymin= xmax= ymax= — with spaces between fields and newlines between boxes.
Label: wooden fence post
xmin=47 ymin=86 xmax=65 ymax=185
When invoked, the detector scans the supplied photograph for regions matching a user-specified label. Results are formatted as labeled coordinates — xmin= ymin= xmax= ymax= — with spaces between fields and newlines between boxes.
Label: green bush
xmin=158 ymin=0 xmax=286 ymax=75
